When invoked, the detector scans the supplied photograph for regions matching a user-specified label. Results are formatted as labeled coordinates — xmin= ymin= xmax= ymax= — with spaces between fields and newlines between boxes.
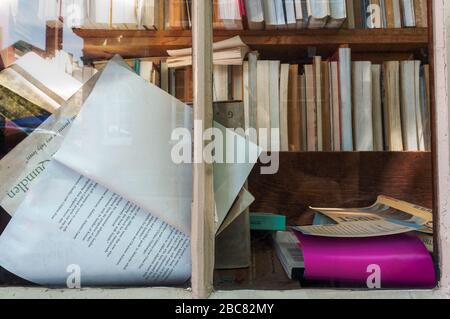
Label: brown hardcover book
xmin=166 ymin=0 xmax=188 ymax=30
xmin=174 ymin=66 xmax=193 ymax=103
xmin=288 ymin=65 xmax=301 ymax=152
xmin=158 ymin=0 xmax=166 ymax=30
xmin=345 ymin=0 xmax=356 ymax=29
xmin=313 ymin=56 xmax=323 ymax=151
xmin=353 ymin=0 xmax=364 ymax=29
xmin=414 ymin=0 xmax=428 ymax=28
xmin=384 ymin=0 xmax=396 ymax=28
xmin=184 ymin=66 xmax=193 ymax=103
xmin=213 ymin=0 xmax=226 ymax=30
xmin=329 ymin=61 xmax=341 ymax=151
xmin=321 ymin=61 xmax=332 ymax=151
xmin=0 ymin=46 xmax=15 ymax=70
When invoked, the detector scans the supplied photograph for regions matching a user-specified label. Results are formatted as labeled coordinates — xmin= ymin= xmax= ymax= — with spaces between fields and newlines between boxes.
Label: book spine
xmin=338 ymin=48 xmax=354 ymax=151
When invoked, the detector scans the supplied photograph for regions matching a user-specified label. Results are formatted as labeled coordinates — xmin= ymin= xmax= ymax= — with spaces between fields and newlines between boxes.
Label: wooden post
xmin=432 ymin=0 xmax=450 ymax=295
xmin=191 ymin=0 xmax=215 ymax=299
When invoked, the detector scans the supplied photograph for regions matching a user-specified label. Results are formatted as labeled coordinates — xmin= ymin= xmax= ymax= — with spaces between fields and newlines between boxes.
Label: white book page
xmin=0 ymin=56 xmax=260 ymax=285
xmin=53 ymin=60 xmax=194 ymax=235
xmin=167 ymin=36 xmax=247 ymax=57
xmin=53 ymin=58 xmax=260 ymax=235
xmin=214 ymin=123 xmax=261 ymax=228
xmin=0 ymin=161 xmax=191 ymax=286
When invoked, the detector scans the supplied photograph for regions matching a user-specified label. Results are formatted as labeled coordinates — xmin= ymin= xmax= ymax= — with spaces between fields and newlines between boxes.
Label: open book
xmin=166 ymin=36 xmax=249 ymax=68
xmin=0 ymin=56 xmax=260 ymax=286
xmin=295 ymin=195 xmax=433 ymax=238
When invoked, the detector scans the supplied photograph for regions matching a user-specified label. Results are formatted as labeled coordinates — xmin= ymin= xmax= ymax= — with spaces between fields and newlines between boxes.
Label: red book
xmin=238 ymin=0 xmax=248 ymax=30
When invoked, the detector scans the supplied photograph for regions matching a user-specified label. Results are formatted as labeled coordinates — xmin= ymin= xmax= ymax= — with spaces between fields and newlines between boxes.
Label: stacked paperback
xmin=170 ymin=0 xmax=428 ymax=30
xmin=282 ymin=50 xmax=431 ymax=152
xmin=275 ymin=195 xmax=436 ymax=287
xmin=95 ymin=37 xmax=431 ymax=153
xmin=62 ymin=0 xmax=428 ymax=30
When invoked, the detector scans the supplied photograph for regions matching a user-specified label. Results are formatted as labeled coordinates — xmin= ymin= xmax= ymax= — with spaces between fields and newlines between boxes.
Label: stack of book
xmin=106 ymin=43 xmax=431 ymax=153
xmin=308 ymin=52 xmax=427 ymax=152
xmin=353 ymin=0 xmax=428 ymax=29
xmin=199 ymin=47 xmax=431 ymax=153
xmin=281 ymin=49 xmax=431 ymax=152
xmin=79 ymin=0 xmax=163 ymax=30
xmin=72 ymin=0 xmax=428 ymax=30
xmin=216 ymin=0 xmax=429 ymax=30
xmin=92 ymin=36 xmax=249 ymax=103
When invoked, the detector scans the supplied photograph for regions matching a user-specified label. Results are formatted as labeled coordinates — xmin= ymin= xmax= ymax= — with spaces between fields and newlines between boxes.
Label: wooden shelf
xmin=72 ymin=28 xmax=429 ymax=61
xmin=248 ymin=151 xmax=433 ymax=226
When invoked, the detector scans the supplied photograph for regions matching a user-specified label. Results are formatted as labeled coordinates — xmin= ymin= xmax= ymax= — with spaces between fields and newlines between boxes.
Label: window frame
xmin=0 ymin=0 xmax=449 ymax=299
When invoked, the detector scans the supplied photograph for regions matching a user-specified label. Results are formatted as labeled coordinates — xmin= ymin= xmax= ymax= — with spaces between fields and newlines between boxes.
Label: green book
xmin=250 ymin=213 xmax=286 ymax=231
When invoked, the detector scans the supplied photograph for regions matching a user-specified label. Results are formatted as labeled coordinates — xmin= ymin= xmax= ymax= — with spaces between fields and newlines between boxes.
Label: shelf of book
xmin=248 ymin=151 xmax=433 ymax=225
xmin=72 ymin=28 xmax=429 ymax=61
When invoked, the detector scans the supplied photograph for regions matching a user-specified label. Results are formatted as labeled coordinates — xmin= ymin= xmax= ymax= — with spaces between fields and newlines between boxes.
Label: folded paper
xmin=0 ymin=55 xmax=260 ymax=286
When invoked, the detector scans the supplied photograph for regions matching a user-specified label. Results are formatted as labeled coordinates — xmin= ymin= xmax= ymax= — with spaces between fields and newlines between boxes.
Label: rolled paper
xmin=294 ymin=232 xmax=436 ymax=288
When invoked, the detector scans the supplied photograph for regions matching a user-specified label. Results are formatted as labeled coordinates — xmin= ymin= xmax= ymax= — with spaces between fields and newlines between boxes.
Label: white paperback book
xmin=273 ymin=0 xmax=287 ymax=29
xmin=339 ymin=48 xmax=354 ymax=151
xmin=273 ymin=231 xmax=304 ymax=280
xmin=400 ymin=60 xmax=419 ymax=151
xmin=293 ymin=0 xmax=306 ymax=28
xmin=0 ymin=57 xmax=260 ymax=286
xmin=352 ymin=61 xmax=374 ymax=151
xmin=269 ymin=61 xmax=281 ymax=152
xmin=326 ymin=0 xmax=347 ymax=28
xmin=262 ymin=0 xmax=279 ymax=29
xmin=306 ymin=0 xmax=330 ymax=29
xmin=284 ymin=0 xmax=298 ymax=29
xmin=244 ymin=0 xmax=265 ymax=30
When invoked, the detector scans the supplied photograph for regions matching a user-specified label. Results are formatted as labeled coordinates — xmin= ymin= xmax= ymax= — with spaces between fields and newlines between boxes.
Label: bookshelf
xmin=70 ymin=2 xmax=437 ymax=295
xmin=73 ymin=28 xmax=429 ymax=61
xmin=248 ymin=152 xmax=433 ymax=224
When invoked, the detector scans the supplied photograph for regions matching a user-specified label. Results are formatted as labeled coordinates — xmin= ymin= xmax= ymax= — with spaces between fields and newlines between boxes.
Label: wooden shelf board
xmin=72 ymin=28 xmax=429 ymax=61
xmin=248 ymin=151 xmax=433 ymax=225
